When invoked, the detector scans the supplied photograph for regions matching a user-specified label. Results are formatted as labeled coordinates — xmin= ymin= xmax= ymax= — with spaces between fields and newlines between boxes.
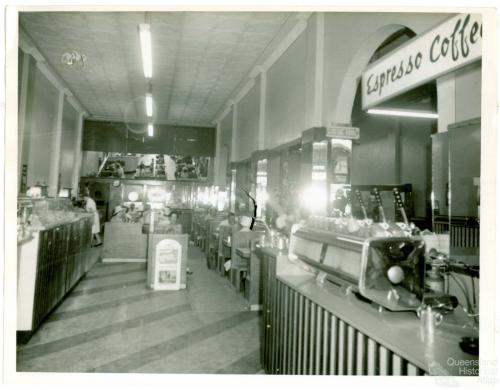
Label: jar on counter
xmin=425 ymin=264 xmax=445 ymax=293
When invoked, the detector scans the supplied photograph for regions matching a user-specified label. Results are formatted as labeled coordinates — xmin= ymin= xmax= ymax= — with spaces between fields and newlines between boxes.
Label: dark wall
xmin=449 ymin=120 xmax=480 ymax=217
xmin=350 ymin=85 xmax=434 ymax=219
xmin=82 ymin=120 xmax=216 ymax=157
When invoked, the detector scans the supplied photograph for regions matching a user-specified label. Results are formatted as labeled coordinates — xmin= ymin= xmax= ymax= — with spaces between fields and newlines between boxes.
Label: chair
xmin=217 ymin=225 xmax=233 ymax=277
xmin=206 ymin=218 xmax=224 ymax=269
xmin=230 ymin=229 xmax=255 ymax=293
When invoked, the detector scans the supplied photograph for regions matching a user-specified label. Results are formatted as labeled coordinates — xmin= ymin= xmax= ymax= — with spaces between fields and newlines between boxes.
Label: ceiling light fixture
xmin=138 ymin=23 xmax=153 ymax=78
xmin=367 ymin=108 xmax=438 ymax=119
xmin=145 ymin=93 xmax=153 ymax=117
xmin=148 ymin=123 xmax=154 ymax=137
xmin=61 ymin=51 xmax=87 ymax=68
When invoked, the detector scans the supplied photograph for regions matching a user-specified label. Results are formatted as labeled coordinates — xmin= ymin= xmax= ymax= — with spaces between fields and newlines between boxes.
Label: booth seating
xmin=199 ymin=218 xmax=208 ymax=252
xmin=196 ymin=213 xmax=213 ymax=252
xmin=192 ymin=213 xmax=202 ymax=246
xmin=206 ymin=216 xmax=226 ymax=269
xmin=191 ymin=209 xmax=207 ymax=246
xmin=203 ymin=216 xmax=213 ymax=253
xmin=209 ymin=229 xmax=220 ymax=270
xmin=230 ymin=229 xmax=256 ymax=293
xmin=102 ymin=222 xmax=147 ymax=262
xmin=217 ymin=225 xmax=234 ymax=277
xmin=190 ymin=212 xmax=197 ymax=242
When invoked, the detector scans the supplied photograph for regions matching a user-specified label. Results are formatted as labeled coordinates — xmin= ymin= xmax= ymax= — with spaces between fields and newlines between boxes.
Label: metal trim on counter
xmin=30 ymin=213 xmax=95 ymax=231
xmin=80 ymin=176 xmax=211 ymax=185
xmin=294 ymin=227 xmax=364 ymax=252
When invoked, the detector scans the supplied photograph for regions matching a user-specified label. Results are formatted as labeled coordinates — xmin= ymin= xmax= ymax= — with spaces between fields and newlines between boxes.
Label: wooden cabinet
xmin=65 ymin=218 xmax=93 ymax=291
xmin=18 ymin=216 xmax=95 ymax=342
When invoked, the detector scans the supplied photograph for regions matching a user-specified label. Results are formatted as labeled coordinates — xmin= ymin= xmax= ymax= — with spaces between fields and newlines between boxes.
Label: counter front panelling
xmin=17 ymin=215 xmax=95 ymax=342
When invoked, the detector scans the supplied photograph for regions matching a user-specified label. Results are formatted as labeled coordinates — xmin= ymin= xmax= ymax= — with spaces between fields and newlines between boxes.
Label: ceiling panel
xmin=20 ymin=11 xmax=294 ymax=126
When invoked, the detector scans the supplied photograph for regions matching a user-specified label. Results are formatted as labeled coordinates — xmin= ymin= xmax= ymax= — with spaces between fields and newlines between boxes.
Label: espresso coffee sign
xmin=362 ymin=14 xmax=482 ymax=110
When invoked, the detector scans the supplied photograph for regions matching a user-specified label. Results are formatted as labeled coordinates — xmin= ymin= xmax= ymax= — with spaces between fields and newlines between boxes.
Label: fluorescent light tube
xmin=145 ymin=93 xmax=153 ymax=117
xmin=139 ymin=24 xmax=152 ymax=78
xmin=367 ymin=108 xmax=438 ymax=119
xmin=148 ymin=123 xmax=154 ymax=137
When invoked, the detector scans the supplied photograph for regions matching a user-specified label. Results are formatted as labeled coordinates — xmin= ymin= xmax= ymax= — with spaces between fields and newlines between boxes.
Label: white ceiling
xmin=20 ymin=12 xmax=293 ymax=127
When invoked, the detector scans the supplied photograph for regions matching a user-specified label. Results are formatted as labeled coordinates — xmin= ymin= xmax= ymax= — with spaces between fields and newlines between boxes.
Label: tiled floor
xmin=17 ymin=244 xmax=262 ymax=374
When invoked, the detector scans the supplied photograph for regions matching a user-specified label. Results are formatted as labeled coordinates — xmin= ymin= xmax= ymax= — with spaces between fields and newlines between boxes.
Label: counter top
xmin=32 ymin=213 xmax=93 ymax=231
xmin=277 ymin=270 xmax=478 ymax=376
xmin=254 ymin=245 xmax=285 ymax=259
xmin=17 ymin=234 xmax=35 ymax=246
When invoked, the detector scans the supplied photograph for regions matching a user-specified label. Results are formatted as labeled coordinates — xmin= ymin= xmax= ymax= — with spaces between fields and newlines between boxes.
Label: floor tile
xmin=17 ymin=244 xmax=262 ymax=374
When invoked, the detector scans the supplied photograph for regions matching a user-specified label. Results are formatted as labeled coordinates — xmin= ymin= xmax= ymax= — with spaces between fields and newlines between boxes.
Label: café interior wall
xmin=351 ymin=114 xmax=399 ymax=186
xmin=220 ymin=12 xmax=447 ymax=165
xmin=59 ymin=99 xmax=78 ymax=189
xmin=400 ymin=120 xmax=433 ymax=218
xmin=18 ymin=56 xmax=34 ymax=187
xmin=351 ymin=106 xmax=433 ymax=219
xmin=18 ymin=48 xmax=86 ymax=194
xmin=264 ymin=21 xmax=313 ymax=149
xmin=214 ymin=106 xmax=233 ymax=184
xmin=21 ymin=57 xmax=59 ymax=188
xmin=212 ymin=11 xmax=467 ymax=207
xmin=437 ymin=62 xmax=482 ymax=132
xmin=233 ymin=76 xmax=260 ymax=162
xmin=455 ymin=62 xmax=481 ymax=123
xmin=81 ymin=151 xmax=104 ymax=177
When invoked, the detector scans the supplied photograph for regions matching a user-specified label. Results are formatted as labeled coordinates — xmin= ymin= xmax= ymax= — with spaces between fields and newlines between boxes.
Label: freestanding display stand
xmin=152 ymin=239 xmax=182 ymax=290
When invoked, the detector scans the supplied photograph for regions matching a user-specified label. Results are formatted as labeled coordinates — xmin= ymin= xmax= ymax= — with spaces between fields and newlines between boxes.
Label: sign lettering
xmin=362 ymin=14 xmax=482 ymax=110
xmin=327 ymin=126 xmax=360 ymax=140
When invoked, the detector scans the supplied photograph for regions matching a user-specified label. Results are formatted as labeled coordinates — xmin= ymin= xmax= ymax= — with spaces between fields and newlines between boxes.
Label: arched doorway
xmin=347 ymin=26 xmax=438 ymax=228
xmin=333 ymin=24 xmax=416 ymax=125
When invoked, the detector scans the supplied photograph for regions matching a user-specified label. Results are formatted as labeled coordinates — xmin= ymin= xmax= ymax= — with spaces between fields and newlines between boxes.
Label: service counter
xmin=80 ymin=177 xmax=195 ymax=231
xmin=102 ymin=222 xmax=147 ymax=262
xmin=17 ymin=213 xmax=97 ymax=342
xmin=255 ymin=245 xmax=479 ymax=376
